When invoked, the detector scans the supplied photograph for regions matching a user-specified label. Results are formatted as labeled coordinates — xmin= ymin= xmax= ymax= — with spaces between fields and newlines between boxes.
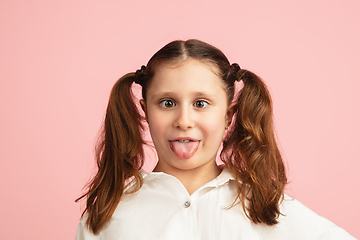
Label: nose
xmin=173 ymin=105 xmax=195 ymax=130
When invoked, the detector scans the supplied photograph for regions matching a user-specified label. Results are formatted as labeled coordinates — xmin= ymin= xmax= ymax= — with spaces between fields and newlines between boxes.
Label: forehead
xmin=156 ymin=58 xmax=221 ymax=76
xmin=147 ymin=59 xmax=226 ymax=98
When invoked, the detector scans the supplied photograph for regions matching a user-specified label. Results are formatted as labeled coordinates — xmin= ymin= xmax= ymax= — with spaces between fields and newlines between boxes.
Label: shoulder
xmin=275 ymin=194 xmax=355 ymax=239
xmin=75 ymin=215 xmax=99 ymax=240
xmin=74 ymin=173 xmax=167 ymax=240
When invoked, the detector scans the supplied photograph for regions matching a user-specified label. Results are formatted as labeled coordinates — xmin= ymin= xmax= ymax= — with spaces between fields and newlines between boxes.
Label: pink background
xmin=1 ymin=0 xmax=359 ymax=239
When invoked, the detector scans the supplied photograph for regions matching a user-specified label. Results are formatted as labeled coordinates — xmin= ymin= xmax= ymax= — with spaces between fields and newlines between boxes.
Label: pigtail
xmin=221 ymin=69 xmax=287 ymax=225
xmin=76 ymin=73 xmax=145 ymax=234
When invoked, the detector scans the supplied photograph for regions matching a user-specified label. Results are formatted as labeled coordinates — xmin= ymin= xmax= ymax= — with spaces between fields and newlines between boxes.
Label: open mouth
xmin=169 ymin=139 xmax=200 ymax=159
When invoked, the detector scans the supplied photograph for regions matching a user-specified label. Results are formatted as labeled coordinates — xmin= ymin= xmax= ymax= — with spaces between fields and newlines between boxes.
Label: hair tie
xmin=230 ymin=63 xmax=241 ymax=82
xmin=134 ymin=65 xmax=146 ymax=86
xmin=231 ymin=63 xmax=241 ymax=73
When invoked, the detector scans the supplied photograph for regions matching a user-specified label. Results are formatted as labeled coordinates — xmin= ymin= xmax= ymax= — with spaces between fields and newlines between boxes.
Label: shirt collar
xmin=141 ymin=164 xmax=236 ymax=189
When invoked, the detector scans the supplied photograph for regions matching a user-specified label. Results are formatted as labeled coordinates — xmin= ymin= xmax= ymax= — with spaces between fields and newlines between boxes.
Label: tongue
xmin=169 ymin=141 xmax=200 ymax=159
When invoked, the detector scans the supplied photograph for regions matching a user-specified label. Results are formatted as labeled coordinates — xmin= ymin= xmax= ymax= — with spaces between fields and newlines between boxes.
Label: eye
xmin=193 ymin=100 xmax=208 ymax=108
xmin=159 ymin=99 xmax=176 ymax=108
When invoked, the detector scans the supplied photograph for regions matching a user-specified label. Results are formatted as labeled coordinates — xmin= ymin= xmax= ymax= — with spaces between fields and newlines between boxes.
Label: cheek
xmin=204 ymin=120 xmax=225 ymax=130
xmin=147 ymin=112 xmax=168 ymax=138
xmin=201 ymin=114 xmax=227 ymax=137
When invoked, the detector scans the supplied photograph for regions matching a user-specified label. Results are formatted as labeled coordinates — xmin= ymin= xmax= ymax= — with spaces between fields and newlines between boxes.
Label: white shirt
xmin=75 ymin=167 xmax=355 ymax=240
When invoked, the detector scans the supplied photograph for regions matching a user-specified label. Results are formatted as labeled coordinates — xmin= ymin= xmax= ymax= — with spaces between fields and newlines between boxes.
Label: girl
xmin=75 ymin=39 xmax=355 ymax=239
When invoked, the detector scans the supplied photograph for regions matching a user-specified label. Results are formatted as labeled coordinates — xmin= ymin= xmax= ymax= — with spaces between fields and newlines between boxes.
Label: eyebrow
xmin=151 ymin=91 xmax=218 ymax=100
xmin=191 ymin=91 xmax=218 ymax=99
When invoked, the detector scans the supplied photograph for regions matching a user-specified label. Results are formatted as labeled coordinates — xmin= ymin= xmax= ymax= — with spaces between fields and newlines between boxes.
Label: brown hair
xmin=77 ymin=39 xmax=287 ymax=234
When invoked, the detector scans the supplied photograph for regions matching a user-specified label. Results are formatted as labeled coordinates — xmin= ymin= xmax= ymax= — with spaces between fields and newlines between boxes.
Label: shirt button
xmin=184 ymin=201 xmax=191 ymax=208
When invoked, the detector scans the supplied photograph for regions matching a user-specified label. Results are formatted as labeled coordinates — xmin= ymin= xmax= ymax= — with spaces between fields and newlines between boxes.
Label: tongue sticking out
xmin=169 ymin=140 xmax=200 ymax=159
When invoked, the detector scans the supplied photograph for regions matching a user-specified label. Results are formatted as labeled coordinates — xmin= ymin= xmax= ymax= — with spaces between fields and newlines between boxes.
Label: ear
xmin=140 ymin=99 xmax=148 ymax=122
xmin=225 ymin=101 xmax=237 ymax=129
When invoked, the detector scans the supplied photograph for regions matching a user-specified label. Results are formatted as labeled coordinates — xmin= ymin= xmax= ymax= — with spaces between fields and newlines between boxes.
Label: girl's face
xmin=142 ymin=59 xmax=233 ymax=177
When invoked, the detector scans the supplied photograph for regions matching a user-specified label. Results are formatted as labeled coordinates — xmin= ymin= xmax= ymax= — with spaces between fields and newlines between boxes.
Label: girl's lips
xmin=169 ymin=137 xmax=199 ymax=142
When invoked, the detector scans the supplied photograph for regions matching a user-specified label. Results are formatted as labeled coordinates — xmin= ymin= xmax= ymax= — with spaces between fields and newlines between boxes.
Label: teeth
xmin=178 ymin=140 xmax=190 ymax=143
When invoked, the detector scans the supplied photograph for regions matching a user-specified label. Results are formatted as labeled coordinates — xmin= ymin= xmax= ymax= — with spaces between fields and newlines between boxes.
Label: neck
xmin=153 ymin=161 xmax=221 ymax=195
